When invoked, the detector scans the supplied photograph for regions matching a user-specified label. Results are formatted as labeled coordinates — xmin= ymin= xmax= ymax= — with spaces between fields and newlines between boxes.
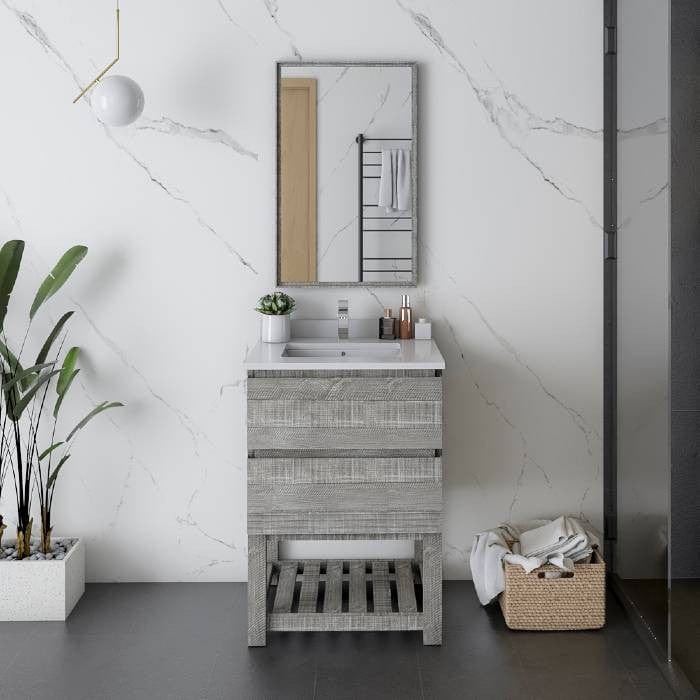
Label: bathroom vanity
xmin=245 ymin=338 xmax=444 ymax=646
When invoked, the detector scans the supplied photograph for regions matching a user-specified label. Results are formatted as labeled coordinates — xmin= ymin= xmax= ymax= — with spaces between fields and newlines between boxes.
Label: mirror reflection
xmin=277 ymin=63 xmax=416 ymax=286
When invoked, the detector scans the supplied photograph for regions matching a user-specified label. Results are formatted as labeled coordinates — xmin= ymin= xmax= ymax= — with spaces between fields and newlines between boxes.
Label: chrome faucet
xmin=337 ymin=299 xmax=349 ymax=340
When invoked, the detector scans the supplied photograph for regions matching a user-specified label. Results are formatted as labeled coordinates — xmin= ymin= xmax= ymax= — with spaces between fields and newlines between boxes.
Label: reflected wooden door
xmin=280 ymin=78 xmax=317 ymax=283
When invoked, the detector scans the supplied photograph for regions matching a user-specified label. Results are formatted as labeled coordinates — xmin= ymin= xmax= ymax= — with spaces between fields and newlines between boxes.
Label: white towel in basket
xmin=470 ymin=516 xmax=600 ymax=606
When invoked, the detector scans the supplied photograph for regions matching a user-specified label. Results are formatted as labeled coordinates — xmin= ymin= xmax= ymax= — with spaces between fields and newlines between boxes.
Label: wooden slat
xmin=248 ymin=400 xmax=440 ymax=429
xmin=298 ymin=561 xmax=320 ymax=613
xmin=273 ymin=561 xmax=298 ymax=613
xmin=248 ymin=511 xmax=441 ymax=536
xmin=251 ymin=448 xmax=436 ymax=459
xmin=247 ymin=377 xmax=441 ymax=401
xmin=268 ymin=612 xmax=422 ymax=632
xmin=372 ymin=561 xmax=392 ymax=613
xmin=248 ymin=457 xmax=441 ymax=484
xmin=248 ymin=483 xmax=442 ymax=513
xmin=349 ymin=560 xmax=366 ymax=613
xmin=324 ymin=561 xmax=343 ymax=613
xmin=395 ymin=561 xmax=417 ymax=613
xmin=248 ymin=427 xmax=442 ymax=451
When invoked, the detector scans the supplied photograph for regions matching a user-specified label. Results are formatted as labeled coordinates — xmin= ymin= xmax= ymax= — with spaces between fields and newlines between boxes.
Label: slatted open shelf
xmin=266 ymin=559 xmax=424 ymax=632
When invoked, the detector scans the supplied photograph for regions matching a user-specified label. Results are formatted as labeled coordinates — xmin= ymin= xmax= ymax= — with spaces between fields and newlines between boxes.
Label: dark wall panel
xmin=670 ymin=0 xmax=700 ymax=580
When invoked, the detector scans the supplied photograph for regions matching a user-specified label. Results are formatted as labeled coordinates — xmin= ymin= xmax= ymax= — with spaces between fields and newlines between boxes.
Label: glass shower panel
xmin=615 ymin=0 xmax=670 ymax=656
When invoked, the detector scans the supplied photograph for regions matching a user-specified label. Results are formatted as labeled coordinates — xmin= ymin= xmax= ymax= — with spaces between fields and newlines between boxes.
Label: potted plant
xmin=0 ymin=240 xmax=122 ymax=620
xmin=256 ymin=291 xmax=295 ymax=343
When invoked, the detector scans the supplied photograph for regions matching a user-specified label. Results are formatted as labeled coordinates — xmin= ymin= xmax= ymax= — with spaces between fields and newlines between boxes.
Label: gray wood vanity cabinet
xmin=246 ymin=368 xmax=443 ymax=646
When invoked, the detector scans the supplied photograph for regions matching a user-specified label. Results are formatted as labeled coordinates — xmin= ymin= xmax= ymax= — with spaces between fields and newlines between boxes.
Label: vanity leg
xmin=414 ymin=538 xmax=423 ymax=564
xmin=266 ymin=535 xmax=280 ymax=562
xmin=422 ymin=533 xmax=442 ymax=646
xmin=248 ymin=534 xmax=267 ymax=647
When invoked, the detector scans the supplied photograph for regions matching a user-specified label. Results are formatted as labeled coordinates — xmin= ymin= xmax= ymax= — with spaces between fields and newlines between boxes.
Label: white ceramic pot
xmin=0 ymin=538 xmax=85 ymax=620
xmin=260 ymin=314 xmax=291 ymax=343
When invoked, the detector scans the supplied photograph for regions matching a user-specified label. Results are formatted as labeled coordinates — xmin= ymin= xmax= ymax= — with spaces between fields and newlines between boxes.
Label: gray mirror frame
xmin=276 ymin=61 xmax=418 ymax=287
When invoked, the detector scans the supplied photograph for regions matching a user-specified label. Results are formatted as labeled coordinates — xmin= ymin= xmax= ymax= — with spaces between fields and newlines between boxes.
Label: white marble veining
xmin=0 ymin=0 xmax=609 ymax=581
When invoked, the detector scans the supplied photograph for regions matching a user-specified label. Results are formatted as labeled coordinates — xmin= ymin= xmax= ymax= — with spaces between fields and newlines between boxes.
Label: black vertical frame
xmin=603 ymin=0 xmax=617 ymax=571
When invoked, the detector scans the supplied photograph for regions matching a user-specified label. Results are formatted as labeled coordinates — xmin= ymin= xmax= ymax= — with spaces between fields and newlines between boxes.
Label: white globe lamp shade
xmin=91 ymin=75 xmax=145 ymax=126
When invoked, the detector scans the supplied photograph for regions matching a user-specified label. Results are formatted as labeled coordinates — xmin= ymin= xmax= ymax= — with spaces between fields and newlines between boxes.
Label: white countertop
xmin=244 ymin=338 xmax=445 ymax=371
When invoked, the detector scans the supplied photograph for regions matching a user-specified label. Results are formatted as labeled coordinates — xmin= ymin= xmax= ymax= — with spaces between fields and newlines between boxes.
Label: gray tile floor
xmin=0 ymin=583 xmax=675 ymax=700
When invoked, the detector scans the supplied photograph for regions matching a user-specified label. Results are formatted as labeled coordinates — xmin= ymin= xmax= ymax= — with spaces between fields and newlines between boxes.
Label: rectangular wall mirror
xmin=277 ymin=62 xmax=417 ymax=287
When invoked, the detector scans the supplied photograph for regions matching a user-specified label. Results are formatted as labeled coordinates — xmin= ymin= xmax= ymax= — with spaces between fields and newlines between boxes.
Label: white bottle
xmin=414 ymin=318 xmax=432 ymax=340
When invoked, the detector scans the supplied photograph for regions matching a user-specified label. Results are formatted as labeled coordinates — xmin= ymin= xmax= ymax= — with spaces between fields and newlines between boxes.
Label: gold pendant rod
xmin=73 ymin=8 xmax=120 ymax=104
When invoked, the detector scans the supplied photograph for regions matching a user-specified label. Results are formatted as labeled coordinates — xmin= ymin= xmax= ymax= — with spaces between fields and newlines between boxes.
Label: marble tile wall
xmin=0 ymin=0 xmax=606 ymax=580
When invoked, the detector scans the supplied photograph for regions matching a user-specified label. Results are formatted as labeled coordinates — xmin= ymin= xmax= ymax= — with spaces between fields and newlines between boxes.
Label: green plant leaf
xmin=255 ymin=291 xmax=295 ymax=315
xmin=0 ymin=240 xmax=24 ymax=332
xmin=39 ymin=442 xmax=64 ymax=461
xmin=1 ymin=362 xmax=55 ymax=391
xmin=0 ymin=340 xmax=35 ymax=392
xmin=30 ymin=245 xmax=87 ymax=320
xmin=53 ymin=369 xmax=79 ymax=418
xmin=0 ymin=340 xmax=23 ymax=374
xmin=67 ymin=401 xmax=123 ymax=441
xmin=11 ymin=368 xmax=61 ymax=420
xmin=47 ymin=454 xmax=70 ymax=489
xmin=57 ymin=347 xmax=79 ymax=395
xmin=3 ymin=381 xmax=20 ymax=422
xmin=36 ymin=311 xmax=74 ymax=365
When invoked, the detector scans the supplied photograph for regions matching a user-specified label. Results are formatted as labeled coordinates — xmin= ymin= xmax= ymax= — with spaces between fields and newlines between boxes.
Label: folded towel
xmin=378 ymin=148 xmax=411 ymax=213
xmin=518 ymin=516 xmax=597 ymax=571
xmin=469 ymin=517 xmax=600 ymax=605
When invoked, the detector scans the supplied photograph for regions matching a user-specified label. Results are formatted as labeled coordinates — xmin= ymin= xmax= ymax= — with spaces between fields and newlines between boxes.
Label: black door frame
xmin=603 ymin=0 xmax=617 ymax=570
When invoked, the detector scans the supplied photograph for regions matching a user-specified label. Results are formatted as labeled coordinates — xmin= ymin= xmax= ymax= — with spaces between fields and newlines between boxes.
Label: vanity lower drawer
xmin=247 ymin=484 xmax=442 ymax=535
xmin=247 ymin=456 xmax=442 ymax=484
xmin=247 ymin=457 xmax=442 ymax=535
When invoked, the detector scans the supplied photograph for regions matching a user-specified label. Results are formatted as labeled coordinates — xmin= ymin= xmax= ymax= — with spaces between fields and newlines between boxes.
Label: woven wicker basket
xmin=499 ymin=549 xmax=605 ymax=631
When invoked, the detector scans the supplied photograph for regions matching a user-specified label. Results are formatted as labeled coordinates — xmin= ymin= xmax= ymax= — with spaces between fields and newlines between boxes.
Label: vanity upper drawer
xmin=247 ymin=377 xmax=442 ymax=402
xmin=247 ymin=377 xmax=442 ymax=450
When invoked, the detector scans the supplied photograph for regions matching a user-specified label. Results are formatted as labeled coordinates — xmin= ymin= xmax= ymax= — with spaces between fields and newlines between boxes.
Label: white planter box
xmin=0 ymin=538 xmax=85 ymax=621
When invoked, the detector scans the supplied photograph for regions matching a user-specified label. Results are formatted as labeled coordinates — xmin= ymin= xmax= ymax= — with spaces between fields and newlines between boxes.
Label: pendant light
xmin=73 ymin=1 xmax=144 ymax=126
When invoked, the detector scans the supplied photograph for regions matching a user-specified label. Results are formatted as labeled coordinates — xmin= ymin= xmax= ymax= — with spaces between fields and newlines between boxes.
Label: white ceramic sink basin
xmin=282 ymin=341 xmax=401 ymax=360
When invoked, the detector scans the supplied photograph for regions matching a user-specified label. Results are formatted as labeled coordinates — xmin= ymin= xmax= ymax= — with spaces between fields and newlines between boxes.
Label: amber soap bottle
xmin=399 ymin=294 xmax=414 ymax=339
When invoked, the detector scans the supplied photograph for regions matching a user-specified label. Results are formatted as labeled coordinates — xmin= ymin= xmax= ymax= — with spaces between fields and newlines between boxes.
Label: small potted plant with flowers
xmin=256 ymin=291 xmax=295 ymax=343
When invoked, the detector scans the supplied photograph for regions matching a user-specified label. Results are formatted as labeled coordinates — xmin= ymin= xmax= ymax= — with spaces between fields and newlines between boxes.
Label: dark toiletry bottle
xmin=379 ymin=308 xmax=396 ymax=340
xmin=399 ymin=294 xmax=413 ymax=339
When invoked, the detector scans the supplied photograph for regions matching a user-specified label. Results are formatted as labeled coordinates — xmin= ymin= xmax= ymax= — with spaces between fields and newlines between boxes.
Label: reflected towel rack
xmin=355 ymin=133 xmax=413 ymax=282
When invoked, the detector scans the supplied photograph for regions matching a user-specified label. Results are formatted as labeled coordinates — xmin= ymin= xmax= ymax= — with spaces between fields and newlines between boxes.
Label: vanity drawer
xmin=247 ymin=377 xmax=442 ymax=450
xmin=247 ymin=483 xmax=442 ymax=536
xmin=247 ymin=456 xmax=442 ymax=535
xmin=247 ymin=456 xmax=442 ymax=484
xmin=247 ymin=377 xmax=442 ymax=402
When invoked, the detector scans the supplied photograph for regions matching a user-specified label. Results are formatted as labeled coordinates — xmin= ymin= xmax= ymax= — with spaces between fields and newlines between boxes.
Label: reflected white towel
xmin=378 ymin=148 xmax=411 ymax=213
